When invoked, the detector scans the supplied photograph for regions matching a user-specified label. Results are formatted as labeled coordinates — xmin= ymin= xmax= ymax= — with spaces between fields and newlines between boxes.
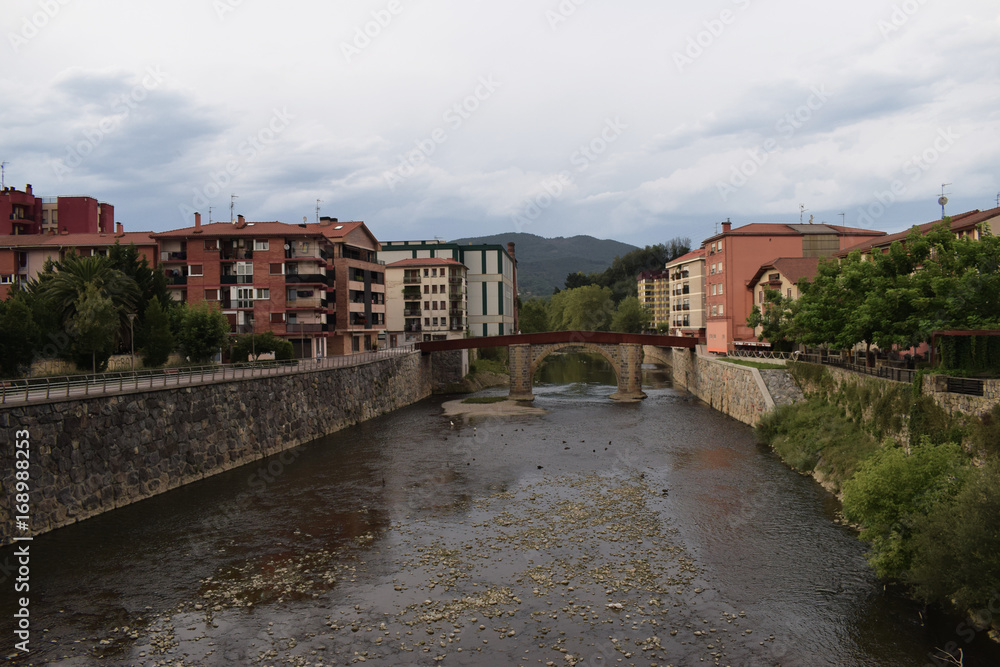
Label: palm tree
xmin=35 ymin=252 xmax=142 ymax=355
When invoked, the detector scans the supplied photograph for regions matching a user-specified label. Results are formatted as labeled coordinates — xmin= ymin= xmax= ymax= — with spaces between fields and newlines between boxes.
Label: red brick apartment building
xmin=0 ymin=184 xmax=152 ymax=299
xmin=151 ymin=214 xmax=386 ymax=358
xmin=701 ymin=221 xmax=885 ymax=353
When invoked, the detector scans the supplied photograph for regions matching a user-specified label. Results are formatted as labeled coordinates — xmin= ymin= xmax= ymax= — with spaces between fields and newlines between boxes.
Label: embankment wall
xmin=0 ymin=352 xmax=432 ymax=545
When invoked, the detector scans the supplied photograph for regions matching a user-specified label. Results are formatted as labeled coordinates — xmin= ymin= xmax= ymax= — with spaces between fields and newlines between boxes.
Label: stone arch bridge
xmin=417 ymin=332 xmax=697 ymax=401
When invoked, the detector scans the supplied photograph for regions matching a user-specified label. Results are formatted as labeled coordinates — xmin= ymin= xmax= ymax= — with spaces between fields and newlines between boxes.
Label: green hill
xmin=449 ymin=232 xmax=638 ymax=298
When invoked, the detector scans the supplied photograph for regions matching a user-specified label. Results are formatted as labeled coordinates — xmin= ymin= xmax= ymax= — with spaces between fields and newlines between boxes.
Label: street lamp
xmin=127 ymin=313 xmax=137 ymax=374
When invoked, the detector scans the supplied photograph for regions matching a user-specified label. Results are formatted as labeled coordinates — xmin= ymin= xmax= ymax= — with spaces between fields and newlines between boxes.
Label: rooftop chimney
xmin=721 ymin=219 xmax=732 ymax=233
xmin=25 ymin=184 xmax=32 ymax=196
xmin=236 ymin=214 xmax=246 ymax=228
xmin=194 ymin=212 xmax=203 ymax=233
xmin=116 ymin=222 xmax=124 ymax=236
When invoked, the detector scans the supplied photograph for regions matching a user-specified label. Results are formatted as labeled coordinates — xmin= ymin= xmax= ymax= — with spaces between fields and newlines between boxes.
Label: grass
xmin=755 ymin=398 xmax=880 ymax=490
xmin=461 ymin=396 xmax=508 ymax=404
xmin=718 ymin=357 xmax=787 ymax=370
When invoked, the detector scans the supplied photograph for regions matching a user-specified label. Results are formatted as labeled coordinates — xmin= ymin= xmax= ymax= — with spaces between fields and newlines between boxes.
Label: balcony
xmin=160 ymin=251 xmax=187 ymax=262
xmin=220 ymin=250 xmax=253 ymax=261
xmin=285 ymin=323 xmax=324 ymax=333
xmin=403 ymin=309 xmax=422 ymax=317
xmin=166 ymin=274 xmax=187 ymax=286
xmin=448 ymin=276 xmax=464 ymax=285
xmin=285 ymin=273 xmax=328 ymax=285
xmin=404 ymin=276 xmax=422 ymax=284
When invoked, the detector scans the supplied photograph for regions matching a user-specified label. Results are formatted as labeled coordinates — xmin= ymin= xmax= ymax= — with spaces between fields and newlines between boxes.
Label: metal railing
xmin=1 ymin=345 xmax=417 ymax=406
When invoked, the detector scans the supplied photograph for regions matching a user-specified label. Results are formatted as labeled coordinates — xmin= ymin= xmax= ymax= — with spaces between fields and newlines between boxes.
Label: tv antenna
xmin=799 ymin=204 xmax=808 ymax=223
xmin=230 ymin=194 xmax=238 ymax=223
xmin=839 ymin=212 xmax=845 ymax=225
xmin=316 ymin=199 xmax=322 ymax=224
xmin=208 ymin=206 xmax=213 ymax=225
xmin=938 ymin=183 xmax=951 ymax=219
xmin=0 ymin=161 xmax=8 ymax=190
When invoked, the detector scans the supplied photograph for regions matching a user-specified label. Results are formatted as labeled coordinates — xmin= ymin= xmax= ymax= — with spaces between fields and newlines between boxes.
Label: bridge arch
xmin=529 ymin=342 xmax=620 ymax=380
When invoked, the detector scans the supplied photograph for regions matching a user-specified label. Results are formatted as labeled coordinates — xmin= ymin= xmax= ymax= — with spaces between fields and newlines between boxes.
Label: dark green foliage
xmin=746 ymin=288 xmax=797 ymax=351
xmin=908 ymin=460 xmax=1000 ymax=609
xmin=231 ymin=331 xmax=294 ymax=362
xmin=548 ymin=285 xmax=614 ymax=331
xmin=518 ymin=298 xmax=550 ymax=333
xmin=842 ymin=438 xmax=968 ymax=580
xmin=938 ymin=334 xmax=1000 ymax=374
xmin=140 ymin=296 xmax=175 ymax=367
xmin=563 ymin=238 xmax=691 ymax=304
xmin=908 ymin=395 xmax=966 ymax=447
xmin=609 ymin=295 xmax=650 ymax=333
xmin=0 ymin=292 xmax=41 ymax=377
xmin=66 ymin=283 xmax=118 ymax=372
xmin=970 ymin=404 xmax=1000 ymax=457
xmin=787 ymin=361 xmax=832 ymax=392
xmin=176 ymin=303 xmax=230 ymax=364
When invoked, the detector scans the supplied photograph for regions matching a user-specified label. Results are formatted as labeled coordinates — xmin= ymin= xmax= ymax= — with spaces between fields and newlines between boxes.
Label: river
xmin=1 ymin=352 xmax=996 ymax=666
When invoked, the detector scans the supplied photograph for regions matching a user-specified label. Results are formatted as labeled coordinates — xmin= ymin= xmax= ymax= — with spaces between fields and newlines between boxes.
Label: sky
xmin=2 ymin=0 xmax=999 ymax=249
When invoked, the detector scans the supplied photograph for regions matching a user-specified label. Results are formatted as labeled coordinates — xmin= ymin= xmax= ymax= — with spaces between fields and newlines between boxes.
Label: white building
xmin=385 ymin=257 xmax=468 ymax=345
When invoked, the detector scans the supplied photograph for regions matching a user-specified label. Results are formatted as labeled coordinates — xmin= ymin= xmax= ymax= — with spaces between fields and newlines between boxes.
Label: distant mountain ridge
xmin=449 ymin=232 xmax=638 ymax=298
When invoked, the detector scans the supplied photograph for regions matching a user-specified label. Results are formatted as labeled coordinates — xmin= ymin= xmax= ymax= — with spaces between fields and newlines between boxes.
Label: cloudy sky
xmin=2 ymin=0 xmax=999 ymax=247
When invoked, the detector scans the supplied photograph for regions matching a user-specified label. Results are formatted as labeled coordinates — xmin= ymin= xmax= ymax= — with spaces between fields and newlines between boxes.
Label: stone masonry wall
xmin=924 ymin=375 xmax=1000 ymax=416
xmin=0 ymin=352 xmax=433 ymax=546
xmin=671 ymin=348 xmax=775 ymax=426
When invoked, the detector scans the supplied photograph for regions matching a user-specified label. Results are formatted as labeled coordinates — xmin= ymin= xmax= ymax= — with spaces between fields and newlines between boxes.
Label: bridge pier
xmin=508 ymin=343 xmax=535 ymax=401
xmin=610 ymin=343 xmax=647 ymax=401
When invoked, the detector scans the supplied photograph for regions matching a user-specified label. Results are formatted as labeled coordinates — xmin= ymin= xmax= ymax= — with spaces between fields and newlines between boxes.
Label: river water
xmin=2 ymin=353 xmax=996 ymax=666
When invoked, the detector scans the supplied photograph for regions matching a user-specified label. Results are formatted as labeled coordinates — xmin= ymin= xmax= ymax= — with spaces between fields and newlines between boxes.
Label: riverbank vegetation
xmin=756 ymin=362 xmax=1000 ymax=620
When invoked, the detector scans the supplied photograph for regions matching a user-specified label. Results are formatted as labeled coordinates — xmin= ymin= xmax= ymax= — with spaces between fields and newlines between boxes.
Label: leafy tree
xmin=231 ymin=331 xmax=294 ymax=362
xmin=141 ymin=296 xmax=175 ymax=367
xmin=176 ymin=302 xmax=230 ymax=364
xmin=0 ymin=290 xmax=41 ymax=377
xmin=841 ymin=439 xmax=968 ymax=580
xmin=518 ymin=298 xmax=550 ymax=333
xmin=747 ymin=287 xmax=798 ymax=351
xmin=108 ymin=242 xmax=171 ymax=349
xmin=563 ymin=238 xmax=691 ymax=303
xmin=908 ymin=460 xmax=1000 ymax=610
xmin=610 ymin=295 xmax=651 ymax=333
xmin=548 ymin=285 xmax=614 ymax=331
xmin=66 ymin=283 xmax=119 ymax=372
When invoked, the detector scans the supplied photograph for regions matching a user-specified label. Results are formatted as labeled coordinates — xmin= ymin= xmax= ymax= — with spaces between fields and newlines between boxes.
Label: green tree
xmin=908 ymin=460 xmax=1000 ymax=610
xmin=747 ymin=287 xmax=798 ymax=351
xmin=0 ymin=290 xmax=41 ymax=377
xmin=518 ymin=298 xmax=550 ymax=333
xmin=563 ymin=237 xmax=691 ymax=303
xmin=66 ymin=283 xmax=119 ymax=372
xmin=841 ymin=438 xmax=968 ymax=580
xmin=141 ymin=296 xmax=175 ymax=367
xmin=176 ymin=302 xmax=230 ymax=364
xmin=108 ymin=242 xmax=171 ymax=350
xmin=231 ymin=331 xmax=294 ymax=362
xmin=548 ymin=285 xmax=614 ymax=331
xmin=610 ymin=295 xmax=651 ymax=333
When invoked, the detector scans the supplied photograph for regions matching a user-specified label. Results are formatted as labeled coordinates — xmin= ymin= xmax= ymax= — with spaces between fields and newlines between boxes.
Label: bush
xmin=908 ymin=460 xmax=1000 ymax=610
xmin=231 ymin=331 xmax=294 ymax=362
xmin=754 ymin=399 xmax=878 ymax=486
xmin=841 ymin=438 xmax=968 ymax=580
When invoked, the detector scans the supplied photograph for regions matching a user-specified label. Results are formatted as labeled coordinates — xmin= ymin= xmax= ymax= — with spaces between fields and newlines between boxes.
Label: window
xmin=432 ymin=268 xmax=438 ymax=277
xmin=423 ymin=268 xmax=429 ymax=277
xmin=440 ymin=301 xmax=446 ymax=310
xmin=205 ymin=240 xmax=220 ymax=251
xmin=204 ymin=289 xmax=219 ymax=301
xmin=432 ymin=284 xmax=438 ymax=294
xmin=711 ymin=284 xmax=717 ymax=296
xmin=424 ymin=285 xmax=429 ymax=294
xmin=718 ymin=240 xmax=723 ymax=251
xmin=711 ymin=305 xmax=718 ymax=316
xmin=432 ymin=317 xmax=439 ymax=326
xmin=719 ymin=304 xmax=724 ymax=315
xmin=710 ymin=265 xmax=715 ymax=275
xmin=0 ymin=275 xmax=11 ymax=284
xmin=432 ymin=301 xmax=438 ymax=310
xmin=188 ymin=265 xmax=203 ymax=276
xmin=270 ymin=312 xmax=284 ymax=324
xmin=769 ymin=273 xmax=780 ymax=281
xmin=717 ymin=262 xmax=723 ymax=273
xmin=424 ymin=318 xmax=430 ymax=326
xmin=759 ymin=291 xmax=764 ymax=303
xmin=254 ymin=240 xmax=269 ymax=251
xmin=424 ymin=301 xmax=430 ymax=310
xmin=718 ymin=284 xmax=723 ymax=295
xmin=270 ymin=263 xmax=284 ymax=275
xmin=787 ymin=288 xmax=793 ymax=298
xmin=256 ymin=288 xmax=270 ymax=300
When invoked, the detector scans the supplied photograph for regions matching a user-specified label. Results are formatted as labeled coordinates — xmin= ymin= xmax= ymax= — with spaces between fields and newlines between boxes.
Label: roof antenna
xmin=230 ymin=194 xmax=238 ymax=223
xmin=799 ymin=204 xmax=808 ymax=223
xmin=0 ymin=161 xmax=8 ymax=190
xmin=839 ymin=212 xmax=845 ymax=226
xmin=208 ymin=206 xmax=213 ymax=225
xmin=316 ymin=199 xmax=322 ymax=224
xmin=938 ymin=183 xmax=951 ymax=219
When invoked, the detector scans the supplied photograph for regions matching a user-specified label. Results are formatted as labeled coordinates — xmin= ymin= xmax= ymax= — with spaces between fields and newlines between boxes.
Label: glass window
xmin=270 ymin=263 xmax=283 ymax=275
xmin=254 ymin=240 xmax=269 ymax=251
xmin=188 ymin=265 xmax=203 ymax=276
xmin=256 ymin=288 xmax=269 ymax=300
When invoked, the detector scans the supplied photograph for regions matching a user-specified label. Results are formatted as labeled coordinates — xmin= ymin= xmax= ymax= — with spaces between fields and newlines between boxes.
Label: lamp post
xmin=127 ymin=313 xmax=137 ymax=374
